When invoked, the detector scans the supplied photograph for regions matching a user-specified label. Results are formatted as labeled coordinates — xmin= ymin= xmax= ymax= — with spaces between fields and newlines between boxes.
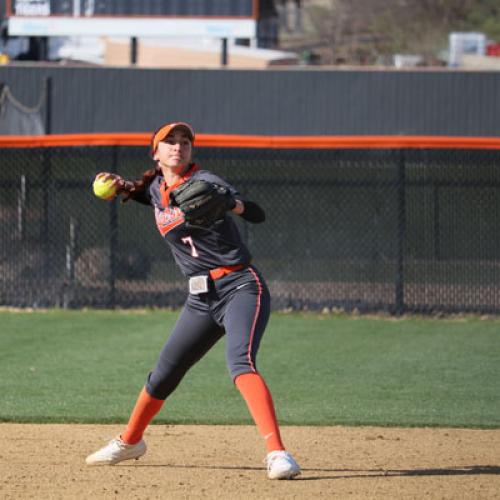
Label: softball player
xmin=85 ymin=122 xmax=301 ymax=480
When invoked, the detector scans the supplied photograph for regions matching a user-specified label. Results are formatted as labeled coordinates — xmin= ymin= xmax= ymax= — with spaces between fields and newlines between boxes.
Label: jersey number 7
xmin=181 ymin=236 xmax=199 ymax=257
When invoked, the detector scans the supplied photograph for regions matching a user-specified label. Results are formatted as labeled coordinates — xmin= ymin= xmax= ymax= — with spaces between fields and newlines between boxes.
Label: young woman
xmin=85 ymin=122 xmax=301 ymax=480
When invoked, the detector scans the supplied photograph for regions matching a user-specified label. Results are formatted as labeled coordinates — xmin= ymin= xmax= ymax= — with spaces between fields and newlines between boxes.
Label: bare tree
xmin=306 ymin=0 xmax=386 ymax=64
xmin=301 ymin=0 xmax=500 ymax=65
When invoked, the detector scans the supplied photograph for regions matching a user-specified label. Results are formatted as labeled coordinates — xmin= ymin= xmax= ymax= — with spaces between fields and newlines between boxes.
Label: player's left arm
xmin=232 ymin=199 xmax=265 ymax=223
xmin=198 ymin=171 xmax=265 ymax=223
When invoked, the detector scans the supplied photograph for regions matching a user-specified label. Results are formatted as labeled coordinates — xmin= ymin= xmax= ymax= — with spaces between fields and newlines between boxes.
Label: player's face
xmin=155 ymin=130 xmax=192 ymax=169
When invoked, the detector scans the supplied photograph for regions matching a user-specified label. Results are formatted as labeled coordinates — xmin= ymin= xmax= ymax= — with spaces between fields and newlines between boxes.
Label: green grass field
xmin=0 ymin=309 xmax=499 ymax=428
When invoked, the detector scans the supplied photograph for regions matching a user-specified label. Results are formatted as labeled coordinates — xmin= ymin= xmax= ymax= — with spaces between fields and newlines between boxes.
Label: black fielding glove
xmin=170 ymin=179 xmax=236 ymax=227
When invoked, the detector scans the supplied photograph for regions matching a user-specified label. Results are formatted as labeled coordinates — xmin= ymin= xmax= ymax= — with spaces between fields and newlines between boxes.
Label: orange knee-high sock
xmin=235 ymin=372 xmax=285 ymax=453
xmin=121 ymin=387 xmax=164 ymax=445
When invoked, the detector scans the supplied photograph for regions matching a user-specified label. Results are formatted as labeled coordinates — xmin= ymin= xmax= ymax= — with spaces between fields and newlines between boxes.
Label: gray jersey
xmin=145 ymin=166 xmax=251 ymax=277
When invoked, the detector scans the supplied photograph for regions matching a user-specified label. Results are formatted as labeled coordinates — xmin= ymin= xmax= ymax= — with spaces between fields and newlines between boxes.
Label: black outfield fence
xmin=1 ymin=134 xmax=499 ymax=315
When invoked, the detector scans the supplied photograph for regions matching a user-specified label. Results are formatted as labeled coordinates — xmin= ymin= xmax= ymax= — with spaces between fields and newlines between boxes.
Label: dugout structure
xmin=1 ymin=134 xmax=499 ymax=315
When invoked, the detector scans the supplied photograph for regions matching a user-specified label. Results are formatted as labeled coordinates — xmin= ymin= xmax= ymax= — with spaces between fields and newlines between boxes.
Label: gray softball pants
xmin=145 ymin=266 xmax=271 ymax=400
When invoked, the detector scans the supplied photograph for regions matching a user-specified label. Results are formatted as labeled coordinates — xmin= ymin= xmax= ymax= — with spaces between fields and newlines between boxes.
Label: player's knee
xmin=146 ymin=362 xmax=186 ymax=400
xmin=228 ymin=361 xmax=255 ymax=383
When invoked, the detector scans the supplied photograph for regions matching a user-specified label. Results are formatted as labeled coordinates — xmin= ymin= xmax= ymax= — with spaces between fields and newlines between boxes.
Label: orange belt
xmin=209 ymin=264 xmax=245 ymax=280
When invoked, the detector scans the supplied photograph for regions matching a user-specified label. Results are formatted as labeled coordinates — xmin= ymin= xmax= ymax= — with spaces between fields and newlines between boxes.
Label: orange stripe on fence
xmin=1 ymin=134 xmax=500 ymax=150
xmin=0 ymin=133 xmax=149 ymax=148
xmin=199 ymin=135 xmax=500 ymax=149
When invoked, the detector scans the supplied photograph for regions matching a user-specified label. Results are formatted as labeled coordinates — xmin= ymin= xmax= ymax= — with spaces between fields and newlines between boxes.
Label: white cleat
xmin=266 ymin=450 xmax=301 ymax=480
xmin=85 ymin=437 xmax=147 ymax=465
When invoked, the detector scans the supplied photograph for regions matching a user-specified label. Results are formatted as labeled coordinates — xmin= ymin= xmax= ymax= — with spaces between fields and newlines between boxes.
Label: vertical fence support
xmin=63 ymin=217 xmax=78 ymax=309
xmin=17 ymin=174 xmax=27 ymax=240
xmin=433 ymin=185 xmax=441 ymax=260
xmin=44 ymin=76 xmax=52 ymax=134
xmin=66 ymin=217 xmax=77 ymax=282
xmin=221 ymin=38 xmax=228 ymax=66
xmin=395 ymin=149 xmax=406 ymax=315
xmin=108 ymin=146 xmax=119 ymax=309
xmin=41 ymin=155 xmax=52 ymax=284
xmin=130 ymin=37 xmax=138 ymax=65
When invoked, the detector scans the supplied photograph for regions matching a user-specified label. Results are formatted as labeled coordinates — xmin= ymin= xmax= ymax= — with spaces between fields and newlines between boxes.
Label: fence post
xmin=395 ymin=149 xmax=406 ymax=315
xmin=433 ymin=185 xmax=441 ymax=260
xmin=17 ymin=174 xmax=27 ymax=240
xmin=44 ymin=76 xmax=52 ymax=134
xmin=221 ymin=38 xmax=228 ymax=66
xmin=130 ymin=37 xmax=138 ymax=65
xmin=41 ymin=152 xmax=52 ymax=286
xmin=66 ymin=217 xmax=77 ymax=282
xmin=108 ymin=146 xmax=119 ymax=309
xmin=63 ymin=217 xmax=78 ymax=309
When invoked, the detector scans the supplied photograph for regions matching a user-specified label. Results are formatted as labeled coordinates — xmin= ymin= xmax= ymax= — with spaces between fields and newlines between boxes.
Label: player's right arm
xmin=93 ymin=172 xmax=152 ymax=205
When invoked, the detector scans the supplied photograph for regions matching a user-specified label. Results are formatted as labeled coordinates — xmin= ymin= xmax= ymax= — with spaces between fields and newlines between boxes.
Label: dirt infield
xmin=1 ymin=424 xmax=499 ymax=499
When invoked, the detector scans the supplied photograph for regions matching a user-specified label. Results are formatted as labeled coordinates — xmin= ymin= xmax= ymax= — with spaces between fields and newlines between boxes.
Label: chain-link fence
xmin=1 ymin=142 xmax=499 ymax=314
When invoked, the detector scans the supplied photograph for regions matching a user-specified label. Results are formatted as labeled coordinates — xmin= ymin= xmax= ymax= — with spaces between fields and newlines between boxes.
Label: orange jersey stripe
xmin=157 ymin=217 xmax=184 ymax=236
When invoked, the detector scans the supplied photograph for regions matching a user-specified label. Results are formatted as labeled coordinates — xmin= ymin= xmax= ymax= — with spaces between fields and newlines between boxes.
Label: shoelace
xmin=109 ymin=438 xmax=129 ymax=451
xmin=265 ymin=451 xmax=288 ymax=469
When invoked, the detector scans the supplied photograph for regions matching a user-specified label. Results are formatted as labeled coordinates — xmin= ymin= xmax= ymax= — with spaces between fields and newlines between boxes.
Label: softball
xmin=93 ymin=177 xmax=117 ymax=200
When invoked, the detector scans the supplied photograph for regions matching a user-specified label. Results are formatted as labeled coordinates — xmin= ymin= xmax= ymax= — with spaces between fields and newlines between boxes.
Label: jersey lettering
xmin=155 ymin=205 xmax=184 ymax=235
xmin=181 ymin=236 xmax=199 ymax=257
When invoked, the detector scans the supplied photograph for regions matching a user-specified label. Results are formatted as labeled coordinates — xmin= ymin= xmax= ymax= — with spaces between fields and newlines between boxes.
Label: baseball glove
xmin=170 ymin=179 xmax=236 ymax=227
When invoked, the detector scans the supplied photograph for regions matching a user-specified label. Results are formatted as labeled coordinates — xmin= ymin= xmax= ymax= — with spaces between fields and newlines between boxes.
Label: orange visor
xmin=150 ymin=122 xmax=195 ymax=155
